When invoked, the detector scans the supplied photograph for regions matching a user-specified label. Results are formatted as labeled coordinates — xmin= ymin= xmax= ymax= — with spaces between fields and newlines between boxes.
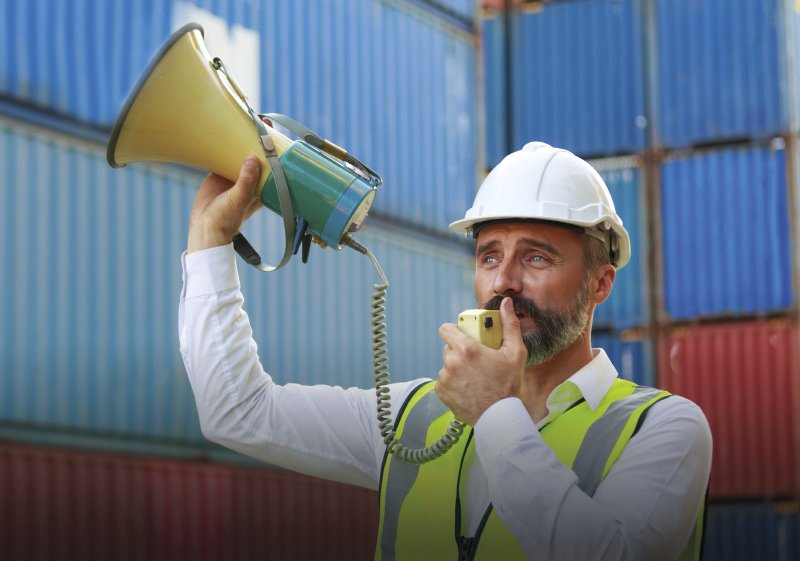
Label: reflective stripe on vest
xmin=375 ymin=379 xmax=702 ymax=561
xmin=572 ymin=385 xmax=666 ymax=496
xmin=378 ymin=388 xmax=450 ymax=561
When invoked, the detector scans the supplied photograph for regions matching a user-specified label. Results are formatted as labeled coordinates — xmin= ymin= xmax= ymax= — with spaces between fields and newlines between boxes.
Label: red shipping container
xmin=0 ymin=444 xmax=378 ymax=561
xmin=658 ymin=319 xmax=800 ymax=500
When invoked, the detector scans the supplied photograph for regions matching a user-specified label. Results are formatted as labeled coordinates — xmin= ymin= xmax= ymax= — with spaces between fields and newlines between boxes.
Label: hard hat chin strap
xmin=583 ymin=223 xmax=620 ymax=267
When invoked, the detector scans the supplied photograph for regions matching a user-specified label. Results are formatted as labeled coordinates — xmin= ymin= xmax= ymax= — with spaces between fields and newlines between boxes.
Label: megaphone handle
xmin=231 ymin=134 xmax=297 ymax=272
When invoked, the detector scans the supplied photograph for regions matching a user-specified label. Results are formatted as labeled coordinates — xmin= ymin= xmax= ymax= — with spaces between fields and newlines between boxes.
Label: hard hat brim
xmin=450 ymin=215 xmax=631 ymax=270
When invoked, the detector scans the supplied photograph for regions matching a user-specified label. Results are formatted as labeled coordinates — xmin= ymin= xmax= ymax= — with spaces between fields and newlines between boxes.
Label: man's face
xmin=474 ymin=222 xmax=592 ymax=366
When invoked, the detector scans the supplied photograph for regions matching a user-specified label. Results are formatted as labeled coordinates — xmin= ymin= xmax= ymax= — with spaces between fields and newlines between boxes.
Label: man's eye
xmin=480 ymin=255 xmax=499 ymax=265
xmin=525 ymin=254 xmax=549 ymax=266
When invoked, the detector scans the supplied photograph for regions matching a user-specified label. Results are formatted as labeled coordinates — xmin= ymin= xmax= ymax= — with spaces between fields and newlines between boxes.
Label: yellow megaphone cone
xmin=107 ymin=23 xmax=379 ymax=270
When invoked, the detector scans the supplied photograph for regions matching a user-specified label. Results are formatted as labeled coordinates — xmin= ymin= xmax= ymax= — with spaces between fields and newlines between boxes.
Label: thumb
xmin=187 ymin=156 xmax=262 ymax=253
xmin=499 ymin=297 xmax=525 ymax=354
xmin=227 ymin=156 xmax=261 ymax=211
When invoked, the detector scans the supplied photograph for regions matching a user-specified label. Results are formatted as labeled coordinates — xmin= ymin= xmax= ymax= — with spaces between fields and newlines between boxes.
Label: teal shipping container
xmin=0 ymin=0 xmax=479 ymax=234
xmin=0 ymin=120 xmax=474 ymax=455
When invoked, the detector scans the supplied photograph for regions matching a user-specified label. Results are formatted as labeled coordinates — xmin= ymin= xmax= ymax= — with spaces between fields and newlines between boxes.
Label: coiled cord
xmin=346 ymin=237 xmax=466 ymax=464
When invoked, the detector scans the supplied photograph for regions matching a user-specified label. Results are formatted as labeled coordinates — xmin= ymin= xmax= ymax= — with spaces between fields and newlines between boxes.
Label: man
xmin=180 ymin=142 xmax=712 ymax=560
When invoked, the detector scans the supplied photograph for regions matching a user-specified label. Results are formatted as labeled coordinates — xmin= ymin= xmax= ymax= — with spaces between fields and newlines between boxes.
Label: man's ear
xmin=590 ymin=264 xmax=616 ymax=305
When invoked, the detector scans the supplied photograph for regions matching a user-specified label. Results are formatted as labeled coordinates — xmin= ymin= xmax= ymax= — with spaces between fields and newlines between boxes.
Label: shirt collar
xmin=536 ymin=349 xmax=619 ymax=428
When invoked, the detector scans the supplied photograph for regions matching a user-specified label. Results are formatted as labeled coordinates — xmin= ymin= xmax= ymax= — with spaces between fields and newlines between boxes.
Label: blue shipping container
xmin=481 ymin=12 xmax=508 ymax=169
xmin=591 ymin=330 xmax=654 ymax=387
xmin=416 ymin=0 xmax=476 ymax=23
xmin=0 ymin=120 xmax=474 ymax=452
xmin=0 ymin=0 xmax=479 ymax=234
xmin=590 ymin=157 xmax=649 ymax=329
xmin=660 ymin=141 xmax=794 ymax=319
xmin=0 ymin=121 xmax=203 ymax=446
xmin=703 ymin=502 xmax=800 ymax=561
xmin=654 ymin=0 xmax=800 ymax=148
xmin=488 ymin=0 xmax=647 ymax=160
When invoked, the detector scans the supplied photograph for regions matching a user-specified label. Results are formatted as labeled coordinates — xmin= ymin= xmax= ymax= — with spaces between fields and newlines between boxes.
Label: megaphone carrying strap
xmin=212 ymin=57 xmax=296 ymax=272
xmin=231 ymin=132 xmax=296 ymax=272
xmin=264 ymin=113 xmax=382 ymax=187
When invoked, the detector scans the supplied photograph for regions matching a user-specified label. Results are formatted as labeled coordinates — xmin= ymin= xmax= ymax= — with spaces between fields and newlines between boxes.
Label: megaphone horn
xmin=107 ymin=23 xmax=380 ymax=271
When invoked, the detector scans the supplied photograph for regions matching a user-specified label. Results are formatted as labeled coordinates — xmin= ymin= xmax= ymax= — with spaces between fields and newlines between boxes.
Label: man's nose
xmin=492 ymin=259 xmax=523 ymax=295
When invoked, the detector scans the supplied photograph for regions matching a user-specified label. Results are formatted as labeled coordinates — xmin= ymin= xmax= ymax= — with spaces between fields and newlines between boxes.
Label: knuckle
xmin=435 ymin=373 xmax=449 ymax=393
xmin=461 ymin=342 xmax=480 ymax=361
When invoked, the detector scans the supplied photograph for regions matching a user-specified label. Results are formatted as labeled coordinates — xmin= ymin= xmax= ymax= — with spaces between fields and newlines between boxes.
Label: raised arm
xmin=180 ymin=157 xmax=421 ymax=489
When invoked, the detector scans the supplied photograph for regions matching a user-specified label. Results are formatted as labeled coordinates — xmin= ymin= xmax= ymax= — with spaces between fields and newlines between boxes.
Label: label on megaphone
xmin=257 ymin=124 xmax=377 ymax=250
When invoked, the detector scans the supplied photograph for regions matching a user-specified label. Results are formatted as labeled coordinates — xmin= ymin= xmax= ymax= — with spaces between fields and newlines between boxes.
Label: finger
xmin=438 ymin=322 xmax=467 ymax=347
xmin=226 ymin=156 xmax=261 ymax=212
xmin=192 ymin=173 xmax=235 ymax=216
xmin=441 ymin=342 xmax=457 ymax=370
xmin=500 ymin=297 xmax=525 ymax=352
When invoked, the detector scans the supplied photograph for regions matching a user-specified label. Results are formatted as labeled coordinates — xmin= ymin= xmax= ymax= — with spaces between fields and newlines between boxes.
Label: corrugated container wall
xmin=0 ymin=444 xmax=378 ymax=561
xmin=481 ymin=11 xmax=508 ymax=169
xmin=0 ymin=123 xmax=204 ymax=446
xmin=425 ymin=0 xmax=476 ymax=21
xmin=484 ymin=0 xmax=647 ymax=162
xmin=703 ymin=502 xmax=800 ymax=561
xmin=0 ymin=120 xmax=474 ymax=452
xmin=659 ymin=141 xmax=794 ymax=320
xmin=0 ymin=0 xmax=479 ymax=234
xmin=238 ymin=203 xmax=476 ymax=388
xmin=591 ymin=329 xmax=654 ymax=387
xmin=590 ymin=157 xmax=649 ymax=329
xmin=658 ymin=320 xmax=800 ymax=499
xmin=654 ymin=0 xmax=800 ymax=149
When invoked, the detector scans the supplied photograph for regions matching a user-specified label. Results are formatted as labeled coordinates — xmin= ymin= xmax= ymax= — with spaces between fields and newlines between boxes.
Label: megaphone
xmin=107 ymin=23 xmax=380 ymax=270
xmin=108 ymin=23 xmax=473 ymax=467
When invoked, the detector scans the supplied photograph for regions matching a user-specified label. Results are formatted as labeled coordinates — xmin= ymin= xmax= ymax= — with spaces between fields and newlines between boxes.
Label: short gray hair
xmin=579 ymin=231 xmax=612 ymax=274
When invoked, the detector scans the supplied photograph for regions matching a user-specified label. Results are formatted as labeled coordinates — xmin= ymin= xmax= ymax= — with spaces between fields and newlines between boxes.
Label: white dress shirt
xmin=179 ymin=244 xmax=712 ymax=561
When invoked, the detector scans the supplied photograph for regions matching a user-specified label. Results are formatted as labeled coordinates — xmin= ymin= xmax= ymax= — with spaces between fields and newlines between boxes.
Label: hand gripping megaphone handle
xmin=212 ymin=57 xmax=297 ymax=272
xmin=231 ymin=131 xmax=297 ymax=272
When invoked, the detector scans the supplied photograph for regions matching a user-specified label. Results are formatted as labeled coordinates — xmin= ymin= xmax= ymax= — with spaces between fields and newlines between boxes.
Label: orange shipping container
xmin=658 ymin=320 xmax=800 ymax=500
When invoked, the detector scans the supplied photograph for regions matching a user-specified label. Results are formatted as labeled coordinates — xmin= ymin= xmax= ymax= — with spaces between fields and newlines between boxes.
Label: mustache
xmin=483 ymin=294 xmax=540 ymax=319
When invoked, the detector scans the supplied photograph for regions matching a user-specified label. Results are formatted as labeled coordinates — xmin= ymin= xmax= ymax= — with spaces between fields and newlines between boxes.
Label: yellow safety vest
xmin=375 ymin=379 xmax=705 ymax=561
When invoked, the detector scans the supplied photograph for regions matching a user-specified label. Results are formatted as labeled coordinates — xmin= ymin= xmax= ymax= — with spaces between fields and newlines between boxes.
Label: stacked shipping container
xmin=652 ymin=1 xmax=800 ymax=551
xmin=589 ymin=156 xmax=656 ymax=388
xmin=4 ymin=0 xmax=800 ymax=555
xmin=0 ymin=0 xmax=479 ymax=555
xmin=482 ymin=0 xmax=800 ymax=557
xmin=0 ymin=443 xmax=379 ymax=561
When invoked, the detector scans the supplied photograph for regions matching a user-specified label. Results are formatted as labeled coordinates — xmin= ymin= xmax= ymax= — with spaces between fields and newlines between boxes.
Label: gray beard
xmin=483 ymin=281 xmax=591 ymax=366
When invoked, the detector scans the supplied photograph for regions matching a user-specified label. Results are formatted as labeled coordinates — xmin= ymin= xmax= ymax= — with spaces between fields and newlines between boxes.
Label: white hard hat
xmin=450 ymin=142 xmax=631 ymax=269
